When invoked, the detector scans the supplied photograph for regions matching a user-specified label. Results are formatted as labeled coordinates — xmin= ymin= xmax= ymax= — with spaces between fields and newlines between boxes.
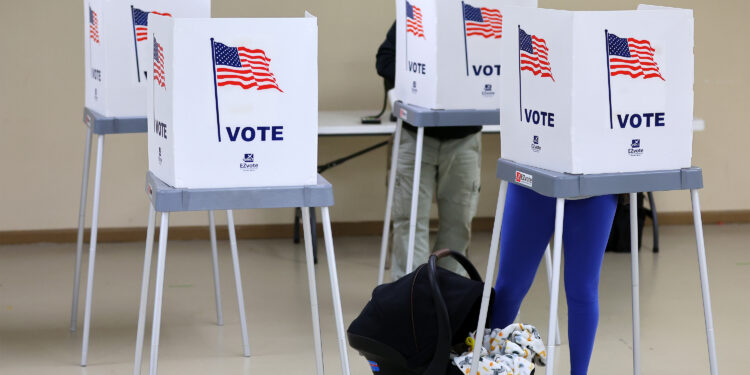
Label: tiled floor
xmin=0 ymin=223 xmax=748 ymax=374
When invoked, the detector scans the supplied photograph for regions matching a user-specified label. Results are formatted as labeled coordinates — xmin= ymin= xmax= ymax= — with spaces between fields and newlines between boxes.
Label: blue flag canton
xmin=213 ymin=41 xmax=242 ymax=67
xmin=133 ymin=8 xmax=149 ymax=26
xmin=406 ymin=1 xmax=414 ymax=19
xmin=153 ymin=38 xmax=160 ymax=61
xmin=519 ymin=28 xmax=533 ymax=54
xmin=89 ymin=7 xmax=95 ymax=24
xmin=608 ymin=33 xmax=631 ymax=58
xmin=463 ymin=4 xmax=484 ymax=23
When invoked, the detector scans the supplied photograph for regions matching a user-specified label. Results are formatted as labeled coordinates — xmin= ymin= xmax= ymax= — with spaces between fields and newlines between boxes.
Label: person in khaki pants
xmin=377 ymin=22 xmax=482 ymax=280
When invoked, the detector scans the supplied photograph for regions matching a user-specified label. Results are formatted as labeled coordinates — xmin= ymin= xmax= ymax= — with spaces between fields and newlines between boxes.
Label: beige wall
xmin=0 ymin=0 xmax=747 ymax=232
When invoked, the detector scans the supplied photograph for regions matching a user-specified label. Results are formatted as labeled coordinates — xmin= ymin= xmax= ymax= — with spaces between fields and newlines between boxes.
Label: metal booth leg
xmin=545 ymin=198 xmax=566 ymax=375
xmin=378 ymin=119 xmax=403 ymax=285
xmin=133 ymin=205 xmax=157 ymax=375
xmin=629 ymin=193 xmax=641 ymax=375
xmin=296 ymin=207 xmax=319 ymax=264
xmin=544 ymin=244 xmax=562 ymax=346
xmin=405 ymin=126 xmax=425 ymax=274
xmin=469 ymin=181 xmax=508 ymax=375
xmin=208 ymin=210 xmax=224 ymax=326
xmin=80 ymin=134 xmax=105 ymax=367
xmin=148 ymin=212 xmax=170 ymax=375
xmin=301 ymin=208 xmax=324 ymax=375
xmin=71 ymin=125 xmax=94 ymax=332
xmin=690 ymin=190 xmax=719 ymax=375
xmin=226 ymin=210 xmax=251 ymax=357
xmin=321 ymin=207 xmax=352 ymax=375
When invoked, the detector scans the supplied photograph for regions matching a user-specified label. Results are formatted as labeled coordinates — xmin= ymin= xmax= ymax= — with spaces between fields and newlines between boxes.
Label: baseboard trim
xmin=2 ymin=211 xmax=749 ymax=245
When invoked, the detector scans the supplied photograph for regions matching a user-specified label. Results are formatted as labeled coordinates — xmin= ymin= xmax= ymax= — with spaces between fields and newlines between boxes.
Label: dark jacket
xmin=376 ymin=21 xmax=482 ymax=140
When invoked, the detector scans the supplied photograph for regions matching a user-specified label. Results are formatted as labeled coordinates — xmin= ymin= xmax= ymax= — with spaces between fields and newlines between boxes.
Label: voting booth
xmin=394 ymin=0 xmax=537 ymax=110
xmin=84 ymin=0 xmax=210 ymax=117
xmin=146 ymin=15 xmax=318 ymax=189
xmin=499 ymin=5 xmax=694 ymax=174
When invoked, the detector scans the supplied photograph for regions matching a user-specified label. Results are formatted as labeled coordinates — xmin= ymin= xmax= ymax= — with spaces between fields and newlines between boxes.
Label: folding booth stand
xmin=377 ymin=101 xmax=502 ymax=284
xmin=376 ymin=102 xmax=562 ymax=343
xmin=70 ymin=108 xmax=221 ymax=367
xmin=468 ymin=158 xmax=719 ymax=375
xmin=72 ymin=109 xmax=319 ymax=366
xmin=134 ymin=172 xmax=351 ymax=375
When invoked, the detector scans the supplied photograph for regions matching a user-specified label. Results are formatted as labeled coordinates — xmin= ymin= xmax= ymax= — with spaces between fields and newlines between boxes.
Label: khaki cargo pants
xmin=390 ymin=128 xmax=481 ymax=280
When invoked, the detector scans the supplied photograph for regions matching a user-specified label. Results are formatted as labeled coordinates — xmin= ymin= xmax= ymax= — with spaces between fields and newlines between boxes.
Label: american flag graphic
xmin=463 ymin=3 xmax=502 ymax=39
xmin=132 ymin=8 xmax=172 ymax=42
xmin=607 ymin=33 xmax=664 ymax=80
xmin=89 ymin=7 xmax=99 ymax=44
xmin=212 ymin=41 xmax=283 ymax=92
xmin=406 ymin=1 xmax=425 ymax=38
xmin=153 ymin=39 xmax=165 ymax=88
xmin=519 ymin=27 xmax=554 ymax=81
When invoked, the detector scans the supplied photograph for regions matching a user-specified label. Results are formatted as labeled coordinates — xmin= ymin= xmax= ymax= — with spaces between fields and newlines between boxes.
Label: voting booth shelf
xmin=499 ymin=5 xmax=694 ymax=174
xmin=394 ymin=0 xmax=537 ymax=110
xmin=84 ymin=0 xmax=211 ymax=118
xmin=146 ymin=14 xmax=318 ymax=189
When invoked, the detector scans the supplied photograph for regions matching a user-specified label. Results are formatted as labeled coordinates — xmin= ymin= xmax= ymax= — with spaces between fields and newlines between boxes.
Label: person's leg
xmin=562 ymin=194 xmax=618 ymax=375
xmin=490 ymin=183 xmax=556 ymax=328
xmin=390 ymin=129 xmax=438 ymax=280
xmin=433 ymin=133 xmax=481 ymax=274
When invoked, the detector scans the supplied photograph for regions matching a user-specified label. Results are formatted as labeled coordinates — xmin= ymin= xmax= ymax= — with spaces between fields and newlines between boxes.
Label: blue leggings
xmin=490 ymin=183 xmax=617 ymax=375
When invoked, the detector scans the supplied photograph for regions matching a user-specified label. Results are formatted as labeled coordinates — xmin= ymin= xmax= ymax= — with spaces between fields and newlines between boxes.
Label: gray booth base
xmin=83 ymin=107 xmax=147 ymax=134
xmin=497 ymin=158 xmax=704 ymax=198
xmin=393 ymin=101 xmax=500 ymax=127
xmin=146 ymin=172 xmax=335 ymax=212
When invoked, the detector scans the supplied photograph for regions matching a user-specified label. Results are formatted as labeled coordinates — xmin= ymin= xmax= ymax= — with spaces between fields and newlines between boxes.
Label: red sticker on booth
xmin=399 ymin=108 xmax=408 ymax=120
xmin=515 ymin=171 xmax=533 ymax=187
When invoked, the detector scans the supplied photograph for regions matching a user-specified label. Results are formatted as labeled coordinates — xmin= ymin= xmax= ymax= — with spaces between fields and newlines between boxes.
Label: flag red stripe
xmin=217 ymin=74 xmax=278 ymax=83
xmin=218 ymin=80 xmax=282 ymax=92
xmin=215 ymin=67 xmax=276 ymax=79
xmin=521 ymin=66 xmax=554 ymax=78
xmin=520 ymin=59 xmax=552 ymax=72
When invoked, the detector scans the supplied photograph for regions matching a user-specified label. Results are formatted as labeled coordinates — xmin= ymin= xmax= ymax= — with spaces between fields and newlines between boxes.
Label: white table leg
xmin=133 ymin=205 xmax=157 ymax=375
xmin=405 ymin=126 xmax=424 ymax=274
xmin=544 ymin=244 xmax=562 ymax=346
xmin=226 ymin=210 xmax=250 ymax=357
xmin=302 ymin=208 xmax=324 ymax=375
xmin=321 ymin=207 xmax=352 ymax=375
xmin=71 ymin=125 xmax=94 ymax=332
xmin=148 ymin=213 xmax=170 ymax=375
xmin=629 ymin=193 xmax=641 ymax=375
xmin=378 ymin=119 xmax=403 ymax=285
xmin=208 ymin=210 xmax=224 ymax=326
xmin=691 ymin=189 xmax=719 ymax=375
xmin=80 ymin=134 xmax=105 ymax=367
xmin=469 ymin=181 xmax=508 ymax=375
xmin=545 ymin=198 xmax=565 ymax=375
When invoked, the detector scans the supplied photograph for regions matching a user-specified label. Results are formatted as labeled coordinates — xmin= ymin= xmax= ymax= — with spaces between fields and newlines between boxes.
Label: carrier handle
xmin=432 ymin=249 xmax=483 ymax=282
xmin=424 ymin=249 xmax=483 ymax=375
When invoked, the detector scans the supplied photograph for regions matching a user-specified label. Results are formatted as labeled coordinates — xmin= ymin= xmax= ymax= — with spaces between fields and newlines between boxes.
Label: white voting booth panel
xmin=84 ymin=0 xmax=210 ymax=118
xmin=499 ymin=6 xmax=694 ymax=174
xmin=146 ymin=15 xmax=318 ymax=189
xmin=395 ymin=0 xmax=537 ymax=110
